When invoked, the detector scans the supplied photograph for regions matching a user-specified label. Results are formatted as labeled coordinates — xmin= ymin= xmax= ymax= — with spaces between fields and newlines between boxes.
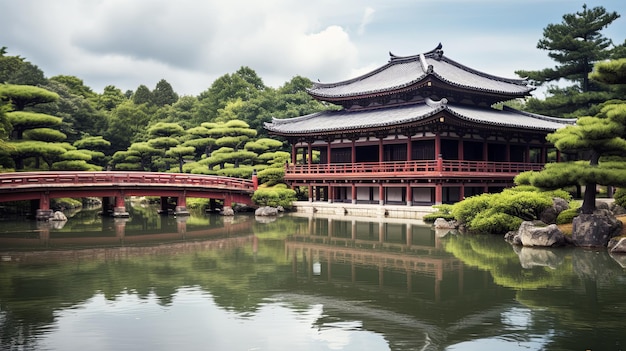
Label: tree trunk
xmin=581 ymin=182 xmax=597 ymax=214
xmin=581 ymin=151 xmax=600 ymax=214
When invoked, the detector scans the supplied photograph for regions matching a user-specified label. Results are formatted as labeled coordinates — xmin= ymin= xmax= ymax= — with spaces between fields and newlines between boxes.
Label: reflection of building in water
xmin=286 ymin=216 xmax=463 ymax=302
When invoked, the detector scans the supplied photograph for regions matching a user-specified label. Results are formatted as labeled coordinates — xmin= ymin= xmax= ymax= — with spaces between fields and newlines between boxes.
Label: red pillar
xmin=113 ymin=192 xmax=129 ymax=218
xmin=378 ymin=183 xmax=384 ymax=205
xmin=328 ymin=185 xmax=333 ymax=203
xmin=175 ymin=193 xmax=189 ymax=216
xmin=307 ymin=142 xmax=312 ymax=166
xmin=351 ymin=140 xmax=356 ymax=164
xmin=483 ymin=140 xmax=488 ymax=161
xmin=458 ymin=138 xmax=464 ymax=161
xmin=327 ymin=141 xmax=332 ymax=164
xmin=351 ymin=183 xmax=356 ymax=204
xmin=406 ymin=183 xmax=412 ymax=206
xmin=36 ymin=192 xmax=52 ymax=220
xmin=308 ymin=185 xmax=313 ymax=202
xmin=434 ymin=133 xmax=441 ymax=159
xmin=378 ymin=138 xmax=384 ymax=162
xmin=252 ymin=171 xmax=258 ymax=190
xmin=291 ymin=144 xmax=296 ymax=165
xmin=435 ymin=183 xmax=443 ymax=205
xmin=407 ymin=135 xmax=412 ymax=161
xmin=505 ymin=144 xmax=511 ymax=162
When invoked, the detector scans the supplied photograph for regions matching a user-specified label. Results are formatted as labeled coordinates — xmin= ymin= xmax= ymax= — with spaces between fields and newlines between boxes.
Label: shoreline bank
xmin=291 ymin=201 xmax=436 ymax=221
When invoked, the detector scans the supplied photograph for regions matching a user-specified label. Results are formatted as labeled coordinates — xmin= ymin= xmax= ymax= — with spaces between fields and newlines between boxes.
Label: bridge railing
xmin=0 ymin=171 xmax=255 ymax=191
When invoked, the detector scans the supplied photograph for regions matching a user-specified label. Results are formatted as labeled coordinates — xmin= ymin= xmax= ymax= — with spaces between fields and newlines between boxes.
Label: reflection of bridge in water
xmin=0 ymin=216 xmax=254 ymax=250
xmin=285 ymin=216 xmax=463 ymax=302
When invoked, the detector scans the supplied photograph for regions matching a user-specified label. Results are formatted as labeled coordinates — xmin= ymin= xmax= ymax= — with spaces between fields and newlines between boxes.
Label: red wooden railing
xmin=0 ymin=171 xmax=255 ymax=191
xmin=285 ymin=160 xmax=544 ymax=176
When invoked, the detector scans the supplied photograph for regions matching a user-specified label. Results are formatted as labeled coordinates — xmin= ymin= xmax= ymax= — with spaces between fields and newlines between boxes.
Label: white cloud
xmin=0 ymin=0 xmax=624 ymax=96
xmin=358 ymin=7 xmax=376 ymax=35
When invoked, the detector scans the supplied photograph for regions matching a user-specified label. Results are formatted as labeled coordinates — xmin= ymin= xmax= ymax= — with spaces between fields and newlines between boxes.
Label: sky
xmin=1 ymin=0 xmax=625 ymax=98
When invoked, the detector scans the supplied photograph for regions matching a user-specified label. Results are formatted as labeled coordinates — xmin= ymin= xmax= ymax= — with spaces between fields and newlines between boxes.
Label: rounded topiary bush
xmin=556 ymin=208 xmax=579 ymax=224
xmin=615 ymin=188 xmax=626 ymax=208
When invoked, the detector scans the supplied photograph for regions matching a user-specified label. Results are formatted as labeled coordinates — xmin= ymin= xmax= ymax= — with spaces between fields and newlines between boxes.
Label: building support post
xmin=291 ymin=144 xmax=296 ymax=165
xmin=308 ymin=185 xmax=313 ymax=202
xmin=351 ymin=139 xmax=356 ymax=164
xmin=327 ymin=140 xmax=332 ymax=164
xmin=307 ymin=142 xmax=313 ymax=166
xmin=458 ymin=138 xmax=464 ymax=161
xmin=379 ymin=183 xmax=384 ymax=205
xmin=351 ymin=183 xmax=356 ymax=204
xmin=406 ymin=183 xmax=412 ymax=206
xmin=407 ymin=134 xmax=412 ymax=161
xmin=328 ymin=184 xmax=333 ymax=203
xmin=435 ymin=183 xmax=443 ymax=205
xmin=434 ymin=132 xmax=441 ymax=161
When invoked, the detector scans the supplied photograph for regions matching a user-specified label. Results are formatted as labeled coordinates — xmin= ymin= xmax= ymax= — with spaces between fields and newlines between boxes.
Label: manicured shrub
xmin=252 ymin=184 xmax=296 ymax=208
xmin=423 ymin=204 xmax=455 ymax=223
xmin=469 ymin=209 xmax=522 ymax=234
xmin=449 ymin=186 xmax=573 ymax=234
xmin=556 ymin=208 xmax=579 ymax=225
xmin=615 ymin=188 xmax=626 ymax=208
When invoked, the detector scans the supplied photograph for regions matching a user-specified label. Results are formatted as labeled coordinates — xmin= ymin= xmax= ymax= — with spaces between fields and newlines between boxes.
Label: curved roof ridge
xmin=502 ymin=105 xmax=576 ymax=125
xmin=430 ymin=54 xmax=529 ymax=86
xmin=266 ymin=111 xmax=325 ymax=127
xmin=309 ymin=51 xmax=426 ymax=92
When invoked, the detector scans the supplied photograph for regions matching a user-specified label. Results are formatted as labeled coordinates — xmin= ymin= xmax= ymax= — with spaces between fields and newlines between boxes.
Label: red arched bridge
xmin=0 ymin=171 xmax=257 ymax=219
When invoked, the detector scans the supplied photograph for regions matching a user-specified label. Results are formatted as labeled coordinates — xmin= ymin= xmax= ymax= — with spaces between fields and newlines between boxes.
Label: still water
xmin=1 ymin=205 xmax=626 ymax=351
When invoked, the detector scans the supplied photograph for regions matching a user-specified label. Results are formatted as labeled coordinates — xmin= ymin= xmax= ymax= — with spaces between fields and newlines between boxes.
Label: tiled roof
xmin=308 ymin=44 xmax=532 ymax=99
xmin=265 ymin=98 xmax=574 ymax=135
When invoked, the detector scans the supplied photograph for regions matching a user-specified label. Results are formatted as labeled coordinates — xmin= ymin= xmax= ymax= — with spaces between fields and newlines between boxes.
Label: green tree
xmin=166 ymin=145 xmax=195 ymax=172
xmin=7 ymin=61 xmax=45 ymax=86
xmin=132 ymin=84 xmax=153 ymax=105
xmin=96 ymin=85 xmax=127 ymax=111
xmin=6 ymin=111 xmax=62 ymax=140
xmin=104 ymin=101 xmax=150 ymax=151
xmin=0 ymin=84 xmax=59 ymax=111
xmin=152 ymin=79 xmax=178 ymax=107
xmin=516 ymin=4 xmax=621 ymax=118
xmin=0 ymin=47 xmax=25 ymax=83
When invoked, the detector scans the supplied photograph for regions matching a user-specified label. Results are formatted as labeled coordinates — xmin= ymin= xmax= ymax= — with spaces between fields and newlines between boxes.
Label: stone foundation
xmin=291 ymin=201 xmax=436 ymax=220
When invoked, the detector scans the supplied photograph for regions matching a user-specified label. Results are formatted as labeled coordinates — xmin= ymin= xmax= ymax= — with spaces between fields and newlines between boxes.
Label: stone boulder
xmin=221 ymin=206 xmax=235 ymax=216
xmin=507 ymin=221 xmax=569 ymax=247
xmin=571 ymin=209 xmax=622 ymax=247
xmin=51 ymin=211 xmax=68 ymax=221
xmin=610 ymin=203 xmax=626 ymax=216
xmin=255 ymin=206 xmax=278 ymax=216
xmin=539 ymin=197 xmax=570 ymax=224
xmin=433 ymin=218 xmax=457 ymax=229
xmin=608 ymin=237 xmax=626 ymax=254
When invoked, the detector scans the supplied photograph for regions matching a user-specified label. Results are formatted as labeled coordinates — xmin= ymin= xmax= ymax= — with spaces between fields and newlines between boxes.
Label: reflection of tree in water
xmin=443 ymin=234 xmax=575 ymax=289
xmin=0 ymin=220 xmax=292 ymax=349
xmin=444 ymin=233 xmax=626 ymax=351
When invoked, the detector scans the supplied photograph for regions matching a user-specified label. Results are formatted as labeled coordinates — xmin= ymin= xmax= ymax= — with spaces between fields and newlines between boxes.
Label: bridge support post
xmin=35 ymin=192 xmax=53 ymax=220
xmin=175 ymin=194 xmax=190 ymax=216
xmin=113 ymin=193 xmax=129 ymax=218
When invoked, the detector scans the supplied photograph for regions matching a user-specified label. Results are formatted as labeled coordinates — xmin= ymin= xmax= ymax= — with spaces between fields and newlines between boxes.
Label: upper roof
xmin=307 ymin=43 xmax=533 ymax=100
xmin=265 ymin=98 xmax=574 ymax=136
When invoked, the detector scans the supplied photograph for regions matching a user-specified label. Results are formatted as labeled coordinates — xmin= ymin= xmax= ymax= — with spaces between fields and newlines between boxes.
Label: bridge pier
xmin=34 ymin=193 xmax=53 ymax=220
xmin=113 ymin=193 xmax=129 ymax=218
xmin=174 ymin=195 xmax=189 ymax=216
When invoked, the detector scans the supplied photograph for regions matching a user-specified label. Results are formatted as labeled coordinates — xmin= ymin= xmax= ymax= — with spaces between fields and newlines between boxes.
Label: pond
xmin=1 ymin=204 xmax=625 ymax=351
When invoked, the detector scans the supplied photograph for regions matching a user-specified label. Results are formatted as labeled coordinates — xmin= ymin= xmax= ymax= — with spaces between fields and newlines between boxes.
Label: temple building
xmin=265 ymin=44 xmax=574 ymax=206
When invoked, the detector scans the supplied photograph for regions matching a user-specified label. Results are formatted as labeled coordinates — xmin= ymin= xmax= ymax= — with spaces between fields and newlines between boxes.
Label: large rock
xmin=571 ymin=209 xmax=622 ymax=247
xmin=255 ymin=206 xmax=278 ymax=216
xmin=221 ymin=206 xmax=235 ymax=216
xmin=608 ymin=237 xmax=626 ymax=254
xmin=433 ymin=218 xmax=457 ymax=229
xmin=51 ymin=211 xmax=68 ymax=221
xmin=515 ymin=221 xmax=569 ymax=247
xmin=539 ymin=197 xmax=570 ymax=224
